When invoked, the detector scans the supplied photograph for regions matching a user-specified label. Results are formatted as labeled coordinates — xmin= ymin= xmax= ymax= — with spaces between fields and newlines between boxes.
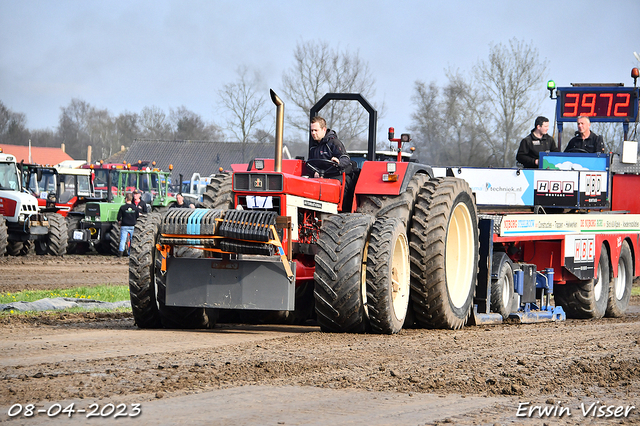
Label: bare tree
xmin=474 ymin=38 xmax=548 ymax=167
xmin=139 ymin=106 xmax=172 ymax=139
xmin=410 ymin=77 xmax=491 ymax=166
xmin=281 ymin=40 xmax=380 ymax=145
xmin=218 ymin=66 xmax=270 ymax=162
xmin=0 ymin=101 xmax=30 ymax=146
xmin=58 ymin=99 xmax=94 ymax=160
xmin=170 ymin=106 xmax=224 ymax=141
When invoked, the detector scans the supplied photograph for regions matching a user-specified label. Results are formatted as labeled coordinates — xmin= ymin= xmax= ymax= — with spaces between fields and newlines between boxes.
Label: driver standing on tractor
xmin=564 ymin=116 xmax=605 ymax=153
xmin=309 ymin=116 xmax=351 ymax=177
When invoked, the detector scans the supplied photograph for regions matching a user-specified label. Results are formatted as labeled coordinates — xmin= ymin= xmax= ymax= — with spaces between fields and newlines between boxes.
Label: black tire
xmin=366 ymin=217 xmax=411 ymax=334
xmin=357 ymin=173 xmax=428 ymax=324
xmin=155 ymin=255 xmax=216 ymax=329
xmin=7 ymin=240 xmax=32 ymax=256
xmin=314 ymin=213 xmax=374 ymax=333
xmin=65 ymin=215 xmax=86 ymax=254
xmin=0 ymin=216 xmax=7 ymax=257
xmin=555 ymin=246 xmax=610 ymax=319
xmin=357 ymin=173 xmax=429 ymax=224
xmin=409 ymin=177 xmax=479 ymax=330
xmin=606 ymin=241 xmax=633 ymax=317
xmin=109 ymin=223 xmax=121 ymax=256
xmin=37 ymin=214 xmax=68 ymax=256
xmin=490 ymin=252 xmax=515 ymax=319
xmin=201 ymin=172 xmax=233 ymax=209
xmin=128 ymin=213 xmax=163 ymax=328
xmin=133 ymin=212 xmax=216 ymax=330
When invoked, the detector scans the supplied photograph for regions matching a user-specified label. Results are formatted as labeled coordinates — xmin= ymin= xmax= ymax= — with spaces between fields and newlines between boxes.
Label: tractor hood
xmin=0 ymin=190 xmax=40 ymax=221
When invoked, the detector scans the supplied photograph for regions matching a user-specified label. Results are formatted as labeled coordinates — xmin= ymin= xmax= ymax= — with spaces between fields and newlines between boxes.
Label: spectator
xmin=132 ymin=189 xmax=150 ymax=214
xmin=175 ymin=193 xmax=196 ymax=209
xmin=116 ymin=193 xmax=138 ymax=257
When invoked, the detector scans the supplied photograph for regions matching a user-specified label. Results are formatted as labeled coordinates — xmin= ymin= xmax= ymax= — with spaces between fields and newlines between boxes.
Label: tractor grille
xmin=233 ymin=173 xmax=283 ymax=192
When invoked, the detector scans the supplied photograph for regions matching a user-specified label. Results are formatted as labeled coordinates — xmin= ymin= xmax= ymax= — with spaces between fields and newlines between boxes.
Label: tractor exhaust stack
xmin=270 ymin=89 xmax=284 ymax=173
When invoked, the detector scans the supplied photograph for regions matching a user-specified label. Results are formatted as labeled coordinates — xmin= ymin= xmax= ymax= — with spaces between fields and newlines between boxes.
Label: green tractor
xmin=68 ymin=167 xmax=176 ymax=255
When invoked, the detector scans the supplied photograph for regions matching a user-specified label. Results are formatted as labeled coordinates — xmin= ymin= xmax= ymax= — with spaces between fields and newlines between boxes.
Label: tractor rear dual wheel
xmin=314 ymin=213 xmax=374 ymax=333
xmin=366 ymin=217 xmax=411 ymax=334
xmin=409 ymin=178 xmax=478 ymax=330
xmin=607 ymin=241 xmax=633 ymax=317
xmin=490 ymin=252 xmax=515 ymax=319
xmin=555 ymin=246 xmax=609 ymax=319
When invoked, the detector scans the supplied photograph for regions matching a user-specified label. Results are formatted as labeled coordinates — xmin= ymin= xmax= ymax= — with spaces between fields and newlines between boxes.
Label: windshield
xmin=77 ymin=175 xmax=91 ymax=196
xmin=0 ymin=162 xmax=20 ymax=191
xmin=28 ymin=169 xmax=57 ymax=199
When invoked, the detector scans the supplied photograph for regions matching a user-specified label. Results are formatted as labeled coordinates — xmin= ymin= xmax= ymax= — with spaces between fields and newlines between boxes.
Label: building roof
xmin=0 ymin=143 xmax=74 ymax=166
xmin=104 ymin=140 xmax=276 ymax=181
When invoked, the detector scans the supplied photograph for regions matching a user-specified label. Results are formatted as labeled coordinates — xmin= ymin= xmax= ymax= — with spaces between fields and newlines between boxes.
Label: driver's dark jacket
xmin=309 ymin=129 xmax=351 ymax=169
xmin=565 ymin=132 xmax=604 ymax=154
xmin=516 ymin=131 xmax=558 ymax=168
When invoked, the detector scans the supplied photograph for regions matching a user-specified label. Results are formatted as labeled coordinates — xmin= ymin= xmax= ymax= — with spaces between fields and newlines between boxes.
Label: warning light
xmin=169 ymin=164 xmax=173 ymax=171
xmin=547 ymin=80 xmax=556 ymax=99
xmin=388 ymin=127 xmax=395 ymax=140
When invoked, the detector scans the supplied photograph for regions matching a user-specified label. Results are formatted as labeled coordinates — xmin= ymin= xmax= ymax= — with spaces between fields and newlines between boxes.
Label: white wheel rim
xmin=361 ymin=241 xmax=369 ymax=317
xmin=501 ymin=266 xmax=512 ymax=309
xmin=594 ymin=262 xmax=603 ymax=302
xmin=446 ymin=202 xmax=475 ymax=309
xmin=391 ymin=232 xmax=410 ymax=320
xmin=615 ymin=261 xmax=626 ymax=300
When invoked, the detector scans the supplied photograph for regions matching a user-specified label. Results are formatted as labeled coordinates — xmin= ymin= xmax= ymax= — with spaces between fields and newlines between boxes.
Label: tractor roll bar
xmin=310 ymin=93 xmax=378 ymax=162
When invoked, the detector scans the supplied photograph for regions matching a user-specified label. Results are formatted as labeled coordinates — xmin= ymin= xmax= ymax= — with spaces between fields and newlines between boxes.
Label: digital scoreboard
xmin=556 ymin=86 xmax=639 ymax=122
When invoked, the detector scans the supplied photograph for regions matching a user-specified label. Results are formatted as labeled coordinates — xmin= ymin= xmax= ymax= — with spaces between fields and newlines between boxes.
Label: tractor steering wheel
xmin=565 ymin=148 xmax=590 ymax=154
xmin=306 ymin=158 xmax=341 ymax=178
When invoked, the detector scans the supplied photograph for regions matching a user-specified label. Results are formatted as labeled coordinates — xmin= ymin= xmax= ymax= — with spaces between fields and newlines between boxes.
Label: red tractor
xmin=128 ymin=91 xmax=478 ymax=333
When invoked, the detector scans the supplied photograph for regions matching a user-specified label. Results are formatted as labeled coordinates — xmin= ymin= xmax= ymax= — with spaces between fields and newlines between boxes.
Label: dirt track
xmin=1 ymin=255 xmax=640 ymax=425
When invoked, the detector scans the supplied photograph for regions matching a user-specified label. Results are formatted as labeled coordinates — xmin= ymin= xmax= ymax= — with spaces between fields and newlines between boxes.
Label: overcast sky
xmin=1 ymin=0 xmax=639 ymax=143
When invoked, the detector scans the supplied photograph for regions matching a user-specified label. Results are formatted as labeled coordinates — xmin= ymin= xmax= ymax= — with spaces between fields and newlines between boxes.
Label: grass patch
xmin=0 ymin=285 xmax=130 ymax=304
xmin=632 ymin=286 xmax=640 ymax=297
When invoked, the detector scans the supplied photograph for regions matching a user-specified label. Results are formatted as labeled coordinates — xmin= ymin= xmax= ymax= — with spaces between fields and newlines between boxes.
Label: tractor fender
xmin=355 ymin=162 xmax=433 ymax=196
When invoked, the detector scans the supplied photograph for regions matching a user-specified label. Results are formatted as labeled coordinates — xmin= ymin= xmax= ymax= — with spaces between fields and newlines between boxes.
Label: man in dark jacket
xmin=174 ymin=193 xmax=195 ymax=209
xmin=132 ymin=189 xmax=150 ymax=213
xmin=516 ymin=116 xmax=559 ymax=168
xmin=308 ymin=116 xmax=351 ymax=177
xmin=116 ymin=192 xmax=139 ymax=257
xmin=564 ymin=116 xmax=605 ymax=154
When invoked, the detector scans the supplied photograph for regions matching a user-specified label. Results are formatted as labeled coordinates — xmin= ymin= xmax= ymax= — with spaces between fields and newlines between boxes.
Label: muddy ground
xmin=0 ymin=254 xmax=639 ymax=425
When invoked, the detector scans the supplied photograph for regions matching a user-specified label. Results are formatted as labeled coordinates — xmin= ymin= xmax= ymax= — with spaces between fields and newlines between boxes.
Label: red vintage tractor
xmin=128 ymin=91 xmax=477 ymax=333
